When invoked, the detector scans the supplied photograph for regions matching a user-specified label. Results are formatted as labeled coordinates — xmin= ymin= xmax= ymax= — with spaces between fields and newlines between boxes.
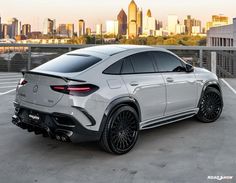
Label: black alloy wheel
xmin=100 ymin=106 xmax=139 ymax=154
xmin=197 ymin=87 xmax=223 ymax=123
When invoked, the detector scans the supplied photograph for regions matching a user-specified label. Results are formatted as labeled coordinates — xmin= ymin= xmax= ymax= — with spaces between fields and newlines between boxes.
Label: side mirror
xmin=185 ymin=64 xmax=194 ymax=73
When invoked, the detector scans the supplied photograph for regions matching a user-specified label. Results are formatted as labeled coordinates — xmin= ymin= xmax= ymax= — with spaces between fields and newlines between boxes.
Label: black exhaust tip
xmin=55 ymin=132 xmax=70 ymax=142
xmin=61 ymin=135 xmax=69 ymax=142
xmin=12 ymin=115 xmax=20 ymax=125
xmin=55 ymin=135 xmax=61 ymax=141
xmin=55 ymin=129 xmax=72 ymax=142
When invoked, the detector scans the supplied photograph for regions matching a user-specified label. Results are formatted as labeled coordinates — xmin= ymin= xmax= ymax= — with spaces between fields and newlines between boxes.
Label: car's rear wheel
xmin=100 ymin=106 xmax=139 ymax=155
xmin=196 ymin=87 xmax=223 ymax=123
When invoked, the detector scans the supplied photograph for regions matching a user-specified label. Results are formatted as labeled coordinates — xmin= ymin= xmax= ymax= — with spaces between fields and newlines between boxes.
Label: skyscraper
xmin=117 ymin=9 xmax=127 ymax=35
xmin=58 ymin=24 xmax=67 ymax=37
xmin=0 ymin=16 xmax=2 ymax=39
xmin=18 ymin=21 xmax=21 ymax=35
xmin=156 ymin=21 xmax=163 ymax=30
xmin=78 ymin=19 xmax=85 ymax=37
xmin=106 ymin=20 xmax=119 ymax=35
xmin=96 ymin=24 xmax=102 ymax=35
xmin=206 ymin=15 xmax=229 ymax=31
xmin=192 ymin=26 xmax=201 ymax=35
xmin=137 ymin=8 xmax=143 ymax=35
xmin=184 ymin=15 xmax=201 ymax=35
xmin=8 ymin=18 xmax=19 ymax=38
xmin=66 ymin=24 xmax=74 ymax=38
xmin=147 ymin=9 xmax=152 ymax=17
xmin=184 ymin=15 xmax=192 ymax=35
xmin=43 ymin=18 xmax=55 ymax=35
xmin=128 ymin=0 xmax=137 ymax=38
xmin=143 ymin=9 xmax=156 ymax=36
xmin=2 ymin=24 xmax=8 ymax=38
xmin=168 ymin=15 xmax=178 ymax=35
xmin=53 ymin=19 xmax=56 ymax=34
xmin=22 ymin=24 xmax=31 ymax=36
xmin=175 ymin=24 xmax=185 ymax=34
xmin=86 ymin=27 xmax=91 ymax=36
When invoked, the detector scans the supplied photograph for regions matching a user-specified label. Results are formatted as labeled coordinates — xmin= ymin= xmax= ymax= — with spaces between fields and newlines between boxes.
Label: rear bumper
xmin=12 ymin=103 xmax=102 ymax=143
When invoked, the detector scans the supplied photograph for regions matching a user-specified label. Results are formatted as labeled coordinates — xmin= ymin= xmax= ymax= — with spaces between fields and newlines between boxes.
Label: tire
xmin=99 ymin=105 xmax=139 ymax=155
xmin=196 ymin=87 xmax=223 ymax=123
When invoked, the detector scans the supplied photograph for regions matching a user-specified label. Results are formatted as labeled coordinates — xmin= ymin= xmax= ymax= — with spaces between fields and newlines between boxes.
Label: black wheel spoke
xmin=200 ymin=91 xmax=222 ymax=121
xmin=109 ymin=110 xmax=138 ymax=152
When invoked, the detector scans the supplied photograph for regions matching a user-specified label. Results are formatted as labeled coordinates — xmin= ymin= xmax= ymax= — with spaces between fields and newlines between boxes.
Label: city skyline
xmin=0 ymin=0 xmax=235 ymax=31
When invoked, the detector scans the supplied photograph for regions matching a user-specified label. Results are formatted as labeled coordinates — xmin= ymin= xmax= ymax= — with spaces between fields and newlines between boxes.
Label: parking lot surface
xmin=0 ymin=72 xmax=236 ymax=183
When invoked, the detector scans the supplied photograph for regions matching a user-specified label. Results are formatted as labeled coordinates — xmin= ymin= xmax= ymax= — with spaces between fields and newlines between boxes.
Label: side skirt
xmin=140 ymin=109 xmax=199 ymax=130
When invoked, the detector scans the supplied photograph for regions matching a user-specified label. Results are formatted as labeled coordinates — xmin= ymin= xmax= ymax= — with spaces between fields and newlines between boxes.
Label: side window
xmin=121 ymin=56 xmax=134 ymax=74
xmin=103 ymin=60 xmax=123 ymax=75
xmin=152 ymin=52 xmax=185 ymax=72
xmin=132 ymin=52 xmax=155 ymax=73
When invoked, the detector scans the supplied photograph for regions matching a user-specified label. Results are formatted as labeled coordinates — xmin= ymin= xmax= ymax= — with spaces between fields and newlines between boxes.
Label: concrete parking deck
xmin=0 ymin=72 xmax=21 ymax=95
xmin=0 ymin=72 xmax=236 ymax=183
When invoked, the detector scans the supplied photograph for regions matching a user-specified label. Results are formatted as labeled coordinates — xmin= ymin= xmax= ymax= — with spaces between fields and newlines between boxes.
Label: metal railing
xmin=0 ymin=43 xmax=236 ymax=78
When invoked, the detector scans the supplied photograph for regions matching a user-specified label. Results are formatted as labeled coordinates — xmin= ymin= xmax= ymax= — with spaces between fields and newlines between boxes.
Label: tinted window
xmin=132 ymin=52 xmax=155 ymax=73
xmin=121 ymin=57 xmax=134 ymax=74
xmin=34 ymin=54 xmax=102 ymax=73
xmin=103 ymin=60 xmax=123 ymax=74
xmin=153 ymin=52 xmax=185 ymax=72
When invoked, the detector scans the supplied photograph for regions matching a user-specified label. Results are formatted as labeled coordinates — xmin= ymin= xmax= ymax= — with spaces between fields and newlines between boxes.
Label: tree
xmin=156 ymin=37 xmax=164 ymax=45
xmin=163 ymin=38 xmax=178 ymax=45
xmin=146 ymin=36 xmax=156 ymax=45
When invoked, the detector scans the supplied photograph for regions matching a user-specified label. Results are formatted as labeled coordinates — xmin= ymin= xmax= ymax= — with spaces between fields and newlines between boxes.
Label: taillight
xmin=67 ymin=86 xmax=91 ymax=92
xmin=50 ymin=84 xmax=98 ymax=96
xmin=19 ymin=78 xmax=27 ymax=86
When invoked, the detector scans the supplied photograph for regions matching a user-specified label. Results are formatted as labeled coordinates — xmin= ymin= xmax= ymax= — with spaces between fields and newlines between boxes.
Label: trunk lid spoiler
xmin=22 ymin=71 xmax=85 ymax=83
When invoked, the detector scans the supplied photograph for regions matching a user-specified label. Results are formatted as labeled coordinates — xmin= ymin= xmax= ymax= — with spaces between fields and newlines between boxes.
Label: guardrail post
xmin=27 ymin=46 xmax=31 ymax=71
xmin=199 ymin=49 xmax=203 ymax=67
xmin=68 ymin=47 xmax=72 ymax=52
xmin=7 ymin=47 xmax=10 ymax=72
xmin=211 ymin=52 xmax=217 ymax=74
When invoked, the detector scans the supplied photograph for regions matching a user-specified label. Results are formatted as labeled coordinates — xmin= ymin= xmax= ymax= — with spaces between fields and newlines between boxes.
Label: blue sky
xmin=1 ymin=0 xmax=235 ymax=31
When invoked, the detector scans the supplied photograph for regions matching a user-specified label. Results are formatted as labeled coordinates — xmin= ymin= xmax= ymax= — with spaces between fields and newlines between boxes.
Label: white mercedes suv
xmin=12 ymin=45 xmax=223 ymax=154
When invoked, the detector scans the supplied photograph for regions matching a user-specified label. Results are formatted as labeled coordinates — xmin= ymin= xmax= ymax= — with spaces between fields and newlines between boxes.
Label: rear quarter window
xmin=122 ymin=57 xmax=134 ymax=74
xmin=34 ymin=54 xmax=102 ymax=73
xmin=103 ymin=60 xmax=123 ymax=75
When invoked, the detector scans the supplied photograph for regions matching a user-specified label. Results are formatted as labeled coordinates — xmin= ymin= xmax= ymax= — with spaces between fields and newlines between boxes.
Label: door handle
xmin=166 ymin=77 xmax=174 ymax=83
xmin=129 ymin=81 xmax=139 ymax=86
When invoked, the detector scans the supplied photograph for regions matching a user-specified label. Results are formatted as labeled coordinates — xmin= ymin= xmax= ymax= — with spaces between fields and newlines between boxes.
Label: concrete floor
xmin=0 ymin=73 xmax=236 ymax=183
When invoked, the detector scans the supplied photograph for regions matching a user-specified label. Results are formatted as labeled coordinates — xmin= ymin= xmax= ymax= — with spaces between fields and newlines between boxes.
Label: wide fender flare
xmin=198 ymin=80 xmax=223 ymax=108
xmin=98 ymin=96 xmax=141 ymax=137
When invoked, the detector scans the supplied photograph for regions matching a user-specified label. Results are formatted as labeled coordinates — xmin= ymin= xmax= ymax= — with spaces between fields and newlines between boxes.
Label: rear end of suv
xmin=13 ymin=49 xmax=108 ymax=143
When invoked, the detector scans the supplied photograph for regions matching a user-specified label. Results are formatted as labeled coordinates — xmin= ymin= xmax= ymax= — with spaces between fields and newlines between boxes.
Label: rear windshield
xmin=34 ymin=54 xmax=102 ymax=73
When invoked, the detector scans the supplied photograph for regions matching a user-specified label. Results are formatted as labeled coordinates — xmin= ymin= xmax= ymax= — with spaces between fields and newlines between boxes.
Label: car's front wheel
xmin=100 ymin=106 xmax=139 ymax=155
xmin=196 ymin=87 xmax=223 ymax=123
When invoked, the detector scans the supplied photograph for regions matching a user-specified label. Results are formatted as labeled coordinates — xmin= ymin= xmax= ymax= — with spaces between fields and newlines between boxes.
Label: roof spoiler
xmin=21 ymin=71 xmax=85 ymax=83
